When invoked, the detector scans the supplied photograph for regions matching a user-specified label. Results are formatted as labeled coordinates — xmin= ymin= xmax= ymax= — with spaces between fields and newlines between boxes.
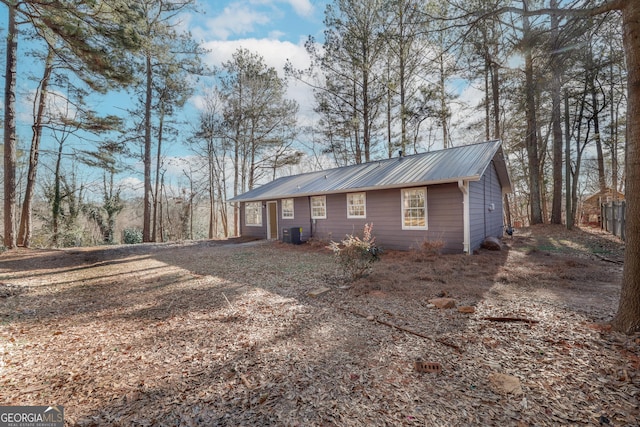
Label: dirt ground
xmin=0 ymin=225 xmax=638 ymax=426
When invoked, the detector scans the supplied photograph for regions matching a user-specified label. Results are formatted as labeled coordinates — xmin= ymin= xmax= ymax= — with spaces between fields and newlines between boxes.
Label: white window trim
xmin=282 ymin=198 xmax=294 ymax=219
xmin=347 ymin=192 xmax=367 ymax=219
xmin=401 ymin=187 xmax=428 ymax=230
xmin=310 ymin=196 xmax=327 ymax=219
xmin=245 ymin=202 xmax=263 ymax=227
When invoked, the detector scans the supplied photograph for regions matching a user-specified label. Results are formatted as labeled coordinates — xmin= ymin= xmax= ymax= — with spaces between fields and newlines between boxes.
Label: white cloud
xmin=203 ymin=4 xmax=271 ymax=40
xmin=116 ymin=176 xmax=144 ymax=199
xmin=286 ymin=0 xmax=314 ymax=17
xmin=200 ymin=37 xmax=315 ymax=124
xmin=202 ymin=37 xmax=310 ymax=73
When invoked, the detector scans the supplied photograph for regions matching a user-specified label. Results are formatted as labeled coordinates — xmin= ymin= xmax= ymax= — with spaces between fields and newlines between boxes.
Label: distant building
xmin=581 ymin=188 xmax=625 ymax=226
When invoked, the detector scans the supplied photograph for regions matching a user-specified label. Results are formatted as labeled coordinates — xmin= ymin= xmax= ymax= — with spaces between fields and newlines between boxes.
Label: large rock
xmin=481 ymin=236 xmax=502 ymax=251
xmin=488 ymin=373 xmax=523 ymax=396
xmin=428 ymin=297 xmax=456 ymax=309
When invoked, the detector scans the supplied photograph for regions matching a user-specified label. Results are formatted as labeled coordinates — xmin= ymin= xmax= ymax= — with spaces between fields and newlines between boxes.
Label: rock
xmin=488 ymin=373 xmax=523 ymax=396
xmin=428 ymin=298 xmax=456 ymax=309
xmin=307 ymin=287 xmax=331 ymax=298
xmin=366 ymin=315 xmax=375 ymax=321
xmin=481 ymin=236 xmax=502 ymax=251
xmin=458 ymin=305 xmax=475 ymax=314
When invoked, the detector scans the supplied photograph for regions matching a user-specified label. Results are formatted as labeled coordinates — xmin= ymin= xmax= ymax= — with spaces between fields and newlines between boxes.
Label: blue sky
xmin=186 ymin=0 xmax=328 ymax=126
xmin=192 ymin=0 xmax=326 ymax=42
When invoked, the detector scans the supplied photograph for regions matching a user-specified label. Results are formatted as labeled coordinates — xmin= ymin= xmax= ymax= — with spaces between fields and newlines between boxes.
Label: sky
xmin=186 ymin=0 xmax=329 ymax=129
xmin=178 ymin=0 xmax=483 ymax=154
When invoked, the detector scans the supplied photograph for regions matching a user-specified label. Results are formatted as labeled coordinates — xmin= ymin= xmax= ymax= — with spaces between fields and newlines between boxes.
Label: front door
xmin=267 ymin=201 xmax=278 ymax=240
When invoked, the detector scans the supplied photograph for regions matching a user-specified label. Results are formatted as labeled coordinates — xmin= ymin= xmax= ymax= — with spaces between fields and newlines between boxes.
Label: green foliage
xmin=328 ymin=223 xmax=382 ymax=281
xmin=123 ymin=228 xmax=143 ymax=244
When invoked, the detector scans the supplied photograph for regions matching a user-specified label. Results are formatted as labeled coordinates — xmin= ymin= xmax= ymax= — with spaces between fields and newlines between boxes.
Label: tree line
xmin=1 ymin=0 xmax=638 ymax=333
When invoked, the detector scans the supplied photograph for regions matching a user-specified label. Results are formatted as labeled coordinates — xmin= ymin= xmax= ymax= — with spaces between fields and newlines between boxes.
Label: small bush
xmin=328 ymin=223 xmax=382 ymax=281
xmin=123 ymin=228 xmax=143 ymax=244
xmin=412 ymin=236 xmax=445 ymax=261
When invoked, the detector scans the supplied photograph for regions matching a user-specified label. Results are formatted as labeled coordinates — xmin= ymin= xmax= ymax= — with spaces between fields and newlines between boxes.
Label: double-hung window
xmin=245 ymin=202 xmax=262 ymax=226
xmin=310 ymin=196 xmax=327 ymax=219
xmin=282 ymin=198 xmax=294 ymax=219
xmin=402 ymin=188 xmax=427 ymax=230
xmin=347 ymin=192 xmax=366 ymax=218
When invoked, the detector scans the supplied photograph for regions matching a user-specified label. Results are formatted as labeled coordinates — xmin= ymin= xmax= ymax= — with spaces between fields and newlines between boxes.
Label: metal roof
xmin=230 ymin=139 xmax=512 ymax=202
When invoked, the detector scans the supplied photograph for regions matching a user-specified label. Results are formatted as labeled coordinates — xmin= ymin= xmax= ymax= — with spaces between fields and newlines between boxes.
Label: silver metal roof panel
xmin=230 ymin=139 xmax=511 ymax=202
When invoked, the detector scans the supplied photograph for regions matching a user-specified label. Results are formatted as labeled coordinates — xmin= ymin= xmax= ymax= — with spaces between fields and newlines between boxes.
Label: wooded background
xmin=0 ymin=0 xmax=628 ymax=247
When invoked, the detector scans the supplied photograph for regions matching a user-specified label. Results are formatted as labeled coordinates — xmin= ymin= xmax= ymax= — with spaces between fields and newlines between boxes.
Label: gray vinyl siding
xmin=469 ymin=161 xmax=504 ymax=250
xmin=278 ymin=198 xmax=312 ymax=242
xmin=239 ymin=203 xmax=267 ymax=239
xmin=309 ymin=183 xmax=463 ymax=253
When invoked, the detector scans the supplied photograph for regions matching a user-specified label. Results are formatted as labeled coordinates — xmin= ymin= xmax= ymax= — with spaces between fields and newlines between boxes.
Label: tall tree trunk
xmin=19 ymin=46 xmax=54 ymax=246
xmin=142 ymin=52 xmax=153 ymax=242
xmin=152 ymin=109 xmax=165 ymax=242
xmin=386 ymin=59 xmax=393 ymax=158
xmin=550 ymin=0 xmax=563 ymax=224
xmin=353 ymin=79 xmax=362 ymax=164
xmin=439 ymin=53 xmax=449 ymax=148
xmin=491 ymin=56 xmax=500 ymax=139
xmin=52 ymin=139 xmax=64 ymax=246
xmin=399 ymin=43 xmax=407 ymax=154
xmin=590 ymin=79 xmax=607 ymax=193
xmin=587 ymin=37 xmax=606 ymax=194
xmin=208 ymin=149 xmax=216 ymax=239
xmin=522 ymin=0 xmax=543 ymax=225
xmin=3 ymin=4 xmax=17 ymax=248
xmin=610 ymin=61 xmax=619 ymax=200
xmin=612 ymin=1 xmax=640 ymax=333
xmin=571 ymin=84 xmax=589 ymax=227
xmin=484 ymin=54 xmax=491 ymax=140
xmin=362 ymin=51 xmax=371 ymax=162
xmin=564 ymin=89 xmax=573 ymax=229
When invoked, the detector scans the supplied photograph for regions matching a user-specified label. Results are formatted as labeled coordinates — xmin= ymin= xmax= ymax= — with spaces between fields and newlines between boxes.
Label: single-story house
xmin=229 ymin=139 xmax=512 ymax=254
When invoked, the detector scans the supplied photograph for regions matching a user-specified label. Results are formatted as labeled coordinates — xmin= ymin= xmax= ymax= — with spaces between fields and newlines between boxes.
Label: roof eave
xmin=228 ymin=175 xmax=483 ymax=203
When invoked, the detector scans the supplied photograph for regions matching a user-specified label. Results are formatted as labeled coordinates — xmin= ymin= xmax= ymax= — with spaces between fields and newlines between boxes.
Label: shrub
xmin=123 ymin=228 xmax=143 ymax=244
xmin=412 ymin=236 xmax=445 ymax=261
xmin=328 ymin=223 xmax=382 ymax=281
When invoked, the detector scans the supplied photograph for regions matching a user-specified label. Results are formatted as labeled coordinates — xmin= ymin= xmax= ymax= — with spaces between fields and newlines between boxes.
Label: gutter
xmin=458 ymin=180 xmax=471 ymax=255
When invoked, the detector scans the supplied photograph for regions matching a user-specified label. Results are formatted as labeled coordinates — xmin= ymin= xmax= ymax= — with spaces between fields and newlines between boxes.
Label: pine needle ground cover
xmin=0 ymin=226 xmax=637 ymax=426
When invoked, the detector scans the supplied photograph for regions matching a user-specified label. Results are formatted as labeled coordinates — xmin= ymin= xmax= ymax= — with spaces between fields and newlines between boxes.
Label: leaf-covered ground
xmin=0 ymin=225 xmax=638 ymax=426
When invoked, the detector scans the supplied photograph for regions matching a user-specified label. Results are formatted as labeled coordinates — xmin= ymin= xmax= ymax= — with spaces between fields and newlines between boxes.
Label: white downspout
xmin=458 ymin=180 xmax=471 ymax=255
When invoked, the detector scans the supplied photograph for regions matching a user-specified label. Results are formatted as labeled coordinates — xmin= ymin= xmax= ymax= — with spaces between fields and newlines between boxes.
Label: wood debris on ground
xmin=0 ymin=225 xmax=638 ymax=426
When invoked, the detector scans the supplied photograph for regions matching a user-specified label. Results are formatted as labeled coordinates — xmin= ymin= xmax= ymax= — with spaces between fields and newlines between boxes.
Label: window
xmin=402 ymin=188 xmax=427 ymax=230
xmin=347 ymin=192 xmax=366 ymax=218
xmin=282 ymin=198 xmax=294 ymax=219
xmin=311 ymin=196 xmax=327 ymax=219
xmin=245 ymin=202 xmax=262 ymax=226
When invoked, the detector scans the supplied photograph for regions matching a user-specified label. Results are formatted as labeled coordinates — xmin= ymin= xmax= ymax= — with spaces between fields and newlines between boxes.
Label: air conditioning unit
xmin=282 ymin=227 xmax=302 ymax=244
